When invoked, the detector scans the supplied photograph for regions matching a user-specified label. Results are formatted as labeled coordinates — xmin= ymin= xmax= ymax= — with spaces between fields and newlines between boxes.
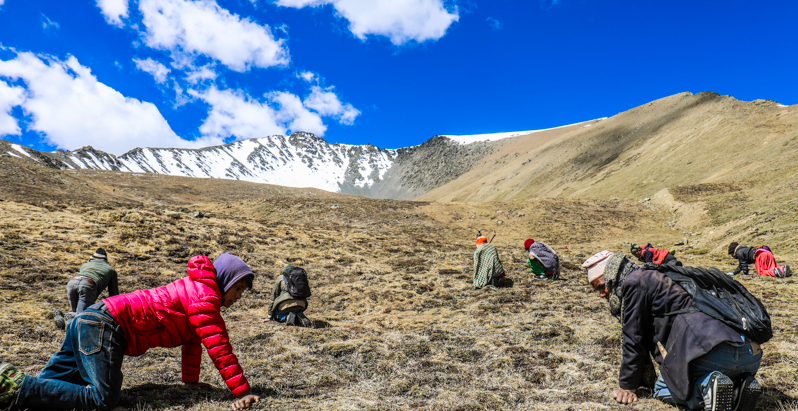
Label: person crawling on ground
xmin=728 ymin=242 xmax=791 ymax=277
xmin=630 ymin=243 xmax=681 ymax=269
xmin=263 ymin=266 xmax=312 ymax=327
xmin=523 ymin=238 xmax=560 ymax=280
xmin=0 ymin=253 xmax=260 ymax=411
xmin=583 ymin=250 xmax=763 ymax=411
xmin=473 ymin=232 xmax=507 ymax=290
xmin=53 ymin=248 xmax=119 ymax=330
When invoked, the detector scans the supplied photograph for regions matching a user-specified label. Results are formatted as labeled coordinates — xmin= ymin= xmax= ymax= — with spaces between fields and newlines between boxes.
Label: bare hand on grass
xmin=612 ymin=388 xmax=638 ymax=404
xmin=231 ymin=393 xmax=260 ymax=409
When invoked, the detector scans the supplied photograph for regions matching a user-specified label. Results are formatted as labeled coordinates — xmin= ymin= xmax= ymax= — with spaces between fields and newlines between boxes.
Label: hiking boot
xmin=0 ymin=362 xmax=25 ymax=411
xmin=703 ymin=371 xmax=734 ymax=411
xmin=774 ymin=267 xmax=785 ymax=278
xmin=286 ymin=312 xmax=297 ymax=327
xmin=533 ymin=274 xmax=549 ymax=280
xmin=297 ymin=312 xmax=312 ymax=328
xmin=784 ymin=265 xmax=792 ymax=277
xmin=733 ymin=375 xmax=761 ymax=411
xmin=53 ymin=309 xmax=65 ymax=330
xmin=64 ymin=312 xmax=77 ymax=328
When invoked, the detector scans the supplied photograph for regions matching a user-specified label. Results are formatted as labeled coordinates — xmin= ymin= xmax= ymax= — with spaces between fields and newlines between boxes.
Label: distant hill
xmin=417 ymin=91 xmax=798 ymax=254
xmin=3 ymin=91 xmax=797 ymax=254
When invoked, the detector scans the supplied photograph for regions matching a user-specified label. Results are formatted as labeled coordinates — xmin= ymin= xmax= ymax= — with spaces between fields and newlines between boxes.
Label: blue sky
xmin=0 ymin=0 xmax=796 ymax=155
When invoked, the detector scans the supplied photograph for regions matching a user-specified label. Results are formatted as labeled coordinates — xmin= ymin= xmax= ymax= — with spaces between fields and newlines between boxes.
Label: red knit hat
xmin=524 ymin=238 xmax=534 ymax=250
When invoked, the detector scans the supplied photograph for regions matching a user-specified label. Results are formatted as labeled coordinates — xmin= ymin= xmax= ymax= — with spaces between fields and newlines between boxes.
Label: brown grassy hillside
xmin=1 ymin=155 xmax=798 ymax=410
xmin=418 ymin=92 xmax=798 ymax=256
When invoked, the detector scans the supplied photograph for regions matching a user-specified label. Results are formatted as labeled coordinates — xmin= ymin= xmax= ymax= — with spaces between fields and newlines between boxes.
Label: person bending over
xmin=630 ymin=243 xmax=681 ymax=268
xmin=1 ymin=253 xmax=260 ymax=411
xmin=54 ymin=248 xmax=119 ymax=329
xmin=523 ymin=238 xmax=560 ymax=280
xmin=583 ymin=250 xmax=762 ymax=411
xmin=728 ymin=242 xmax=790 ymax=277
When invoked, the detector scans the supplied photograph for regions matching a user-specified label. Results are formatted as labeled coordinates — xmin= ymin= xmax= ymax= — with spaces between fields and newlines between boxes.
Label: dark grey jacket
xmin=620 ymin=269 xmax=742 ymax=401
xmin=733 ymin=246 xmax=756 ymax=275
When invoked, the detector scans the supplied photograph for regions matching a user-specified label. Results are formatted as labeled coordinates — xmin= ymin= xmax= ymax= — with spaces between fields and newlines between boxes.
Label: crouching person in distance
xmin=473 ymin=232 xmax=507 ymax=290
xmin=265 ymin=266 xmax=312 ymax=327
xmin=54 ymin=248 xmax=120 ymax=330
xmin=0 ymin=253 xmax=260 ymax=411
xmin=729 ymin=242 xmax=791 ymax=277
xmin=630 ymin=243 xmax=681 ymax=269
xmin=523 ymin=238 xmax=560 ymax=280
xmin=583 ymin=250 xmax=762 ymax=411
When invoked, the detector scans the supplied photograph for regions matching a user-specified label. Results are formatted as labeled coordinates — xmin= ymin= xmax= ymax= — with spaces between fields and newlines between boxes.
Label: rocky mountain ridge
xmin=1 ymin=131 xmax=499 ymax=200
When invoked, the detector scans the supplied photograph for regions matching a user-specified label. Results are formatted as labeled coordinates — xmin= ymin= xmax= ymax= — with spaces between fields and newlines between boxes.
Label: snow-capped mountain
xmin=7 ymin=132 xmax=399 ymax=193
xmin=1 ymin=131 xmax=501 ymax=199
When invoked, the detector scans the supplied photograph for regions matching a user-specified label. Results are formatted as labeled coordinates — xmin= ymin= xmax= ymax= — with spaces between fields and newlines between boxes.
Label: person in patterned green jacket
xmin=53 ymin=248 xmax=119 ymax=329
xmin=473 ymin=232 xmax=506 ymax=290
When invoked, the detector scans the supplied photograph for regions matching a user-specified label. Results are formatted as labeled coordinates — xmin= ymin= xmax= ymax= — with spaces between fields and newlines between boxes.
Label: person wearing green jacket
xmin=53 ymin=248 xmax=119 ymax=329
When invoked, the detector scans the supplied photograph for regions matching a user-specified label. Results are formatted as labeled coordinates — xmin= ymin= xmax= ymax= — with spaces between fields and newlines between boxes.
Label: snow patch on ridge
xmin=442 ymin=119 xmax=604 ymax=145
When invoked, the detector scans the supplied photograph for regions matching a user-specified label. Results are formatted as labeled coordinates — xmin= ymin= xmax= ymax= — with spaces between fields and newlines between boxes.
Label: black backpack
xmin=283 ymin=266 xmax=311 ymax=299
xmin=657 ymin=264 xmax=772 ymax=344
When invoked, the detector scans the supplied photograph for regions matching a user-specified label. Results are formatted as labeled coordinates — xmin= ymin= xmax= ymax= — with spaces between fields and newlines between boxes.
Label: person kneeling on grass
xmin=0 ymin=253 xmax=260 ymax=411
xmin=523 ymin=238 xmax=560 ymax=280
xmin=728 ymin=242 xmax=791 ymax=277
xmin=264 ymin=266 xmax=312 ymax=327
xmin=583 ymin=250 xmax=762 ymax=411
xmin=473 ymin=232 xmax=507 ymax=290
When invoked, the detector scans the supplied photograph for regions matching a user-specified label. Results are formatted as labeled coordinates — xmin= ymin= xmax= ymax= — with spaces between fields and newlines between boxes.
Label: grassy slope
xmin=418 ymin=92 xmax=798 ymax=256
xmin=1 ymin=155 xmax=798 ymax=410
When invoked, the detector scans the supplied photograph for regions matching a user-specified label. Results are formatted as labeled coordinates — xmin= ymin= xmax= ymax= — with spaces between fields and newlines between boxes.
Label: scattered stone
xmin=610 ymin=197 xmax=619 ymax=201
xmin=329 ymin=205 xmax=339 ymax=209
xmin=189 ymin=211 xmax=205 ymax=218
xmin=497 ymin=220 xmax=504 ymax=225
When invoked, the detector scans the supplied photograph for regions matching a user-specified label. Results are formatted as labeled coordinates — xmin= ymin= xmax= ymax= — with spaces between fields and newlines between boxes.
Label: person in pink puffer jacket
xmin=1 ymin=253 xmax=260 ymax=411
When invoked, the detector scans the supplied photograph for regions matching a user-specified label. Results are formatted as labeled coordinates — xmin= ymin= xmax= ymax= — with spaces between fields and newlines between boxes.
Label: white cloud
xmin=0 ymin=52 xmax=219 ymax=155
xmin=0 ymin=81 xmax=25 ymax=136
xmin=133 ymin=57 xmax=171 ymax=84
xmin=274 ymin=0 xmax=459 ymax=45
xmin=96 ymin=0 xmax=129 ymax=27
xmin=270 ymin=91 xmax=326 ymax=135
xmin=139 ymin=0 xmax=290 ymax=72
xmin=0 ymin=1 xmax=5 ymax=7
xmin=297 ymin=71 xmax=316 ymax=83
xmin=486 ymin=17 xmax=502 ymax=30
xmin=190 ymin=86 xmax=327 ymax=139
xmin=304 ymin=86 xmax=359 ymax=125
xmin=190 ymin=86 xmax=287 ymax=139
xmin=185 ymin=65 xmax=218 ymax=84
xmin=41 ymin=14 xmax=60 ymax=31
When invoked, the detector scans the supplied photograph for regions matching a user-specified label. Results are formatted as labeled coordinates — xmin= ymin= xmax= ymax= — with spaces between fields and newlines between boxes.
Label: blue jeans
xmin=654 ymin=340 xmax=762 ymax=410
xmin=16 ymin=303 xmax=127 ymax=410
xmin=66 ymin=278 xmax=99 ymax=314
xmin=273 ymin=307 xmax=304 ymax=322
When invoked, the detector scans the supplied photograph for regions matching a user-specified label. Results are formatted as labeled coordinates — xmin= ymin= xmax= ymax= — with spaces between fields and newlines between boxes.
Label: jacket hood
xmin=214 ymin=253 xmax=254 ymax=295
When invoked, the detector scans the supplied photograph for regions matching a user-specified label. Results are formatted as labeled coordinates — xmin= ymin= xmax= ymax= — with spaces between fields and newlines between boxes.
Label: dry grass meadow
xmin=2 ymin=162 xmax=798 ymax=410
